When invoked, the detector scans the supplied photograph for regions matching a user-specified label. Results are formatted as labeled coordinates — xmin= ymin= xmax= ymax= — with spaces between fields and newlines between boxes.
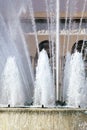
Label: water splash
xmin=63 ymin=52 xmax=71 ymax=102
xmin=48 ymin=0 xmax=56 ymax=84
xmin=27 ymin=0 xmax=39 ymax=54
xmin=67 ymin=0 xmax=77 ymax=51
xmin=34 ymin=49 xmax=55 ymax=107
xmin=0 ymin=0 xmax=34 ymax=106
xmin=75 ymin=0 xmax=87 ymax=50
xmin=0 ymin=57 xmax=25 ymax=107
xmin=67 ymin=51 xmax=87 ymax=108
xmin=63 ymin=0 xmax=69 ymax=56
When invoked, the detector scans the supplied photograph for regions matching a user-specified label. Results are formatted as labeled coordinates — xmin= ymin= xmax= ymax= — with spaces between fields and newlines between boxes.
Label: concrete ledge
xmin=0 ymin=108 xmax=87 ymax=130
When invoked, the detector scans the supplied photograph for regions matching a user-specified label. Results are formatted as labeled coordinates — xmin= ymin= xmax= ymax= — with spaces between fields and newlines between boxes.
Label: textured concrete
xmin=0 ymin=108 xmax=87 ymax=130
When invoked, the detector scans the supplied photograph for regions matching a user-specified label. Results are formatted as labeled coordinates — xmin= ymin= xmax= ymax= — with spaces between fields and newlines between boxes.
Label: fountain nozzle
xmin=42 ymin=105 xmax=44 ymax=108
xmin=8 ymin=104 xmax=10 ymax=108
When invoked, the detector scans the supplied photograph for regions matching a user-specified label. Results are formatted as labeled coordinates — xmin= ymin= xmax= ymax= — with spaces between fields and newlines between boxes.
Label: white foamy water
xmin=0 ymin=0 xmax=34 ymax=106
xmin=67 ymin=51 xmax=87 ymax=108
xmin=34 ymin=49 xmax=55 ymax=107
xmin=0 ymin=57 xmax=25 ymax=107
xmin=63 ymin=52 xmax=71 ymax=102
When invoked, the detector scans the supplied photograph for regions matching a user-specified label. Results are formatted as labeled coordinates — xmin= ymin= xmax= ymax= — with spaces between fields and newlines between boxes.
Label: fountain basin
xmin=0 ymin=108 xmax=87 ymax=130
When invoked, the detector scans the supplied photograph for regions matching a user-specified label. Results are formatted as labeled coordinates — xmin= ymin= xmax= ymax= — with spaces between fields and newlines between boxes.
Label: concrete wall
xmin=0 ymin=108 xmax=87 ymax=130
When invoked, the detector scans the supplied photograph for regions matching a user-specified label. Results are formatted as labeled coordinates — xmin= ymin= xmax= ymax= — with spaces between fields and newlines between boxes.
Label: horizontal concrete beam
xmin=0 ymin=108 xmax=87 ymax=130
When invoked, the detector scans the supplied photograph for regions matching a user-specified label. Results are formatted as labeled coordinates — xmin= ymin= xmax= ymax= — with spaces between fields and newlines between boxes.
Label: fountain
xmin=63 ymin=52 xmax=71 ymax=102
xmin=0 ymin=0 xmax=86 ymax=129
xmin=34 ymin=49 xmax=55 ymax=107
xmin=67 ymin=51 xmax=87 ymax=108
xmin=0 ymin=57 xmax=25 ymax=107
xmin=0 ymin=0 xmax=34 ymax=106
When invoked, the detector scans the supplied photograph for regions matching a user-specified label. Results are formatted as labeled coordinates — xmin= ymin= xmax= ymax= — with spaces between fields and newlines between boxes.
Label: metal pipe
xmin=56 ymin=0 xmax=60 ymax=101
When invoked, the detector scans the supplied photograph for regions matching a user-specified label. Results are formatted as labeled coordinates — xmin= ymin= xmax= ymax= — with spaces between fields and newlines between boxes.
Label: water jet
xmin=0 ymin=0 xmax=87 ymax=130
